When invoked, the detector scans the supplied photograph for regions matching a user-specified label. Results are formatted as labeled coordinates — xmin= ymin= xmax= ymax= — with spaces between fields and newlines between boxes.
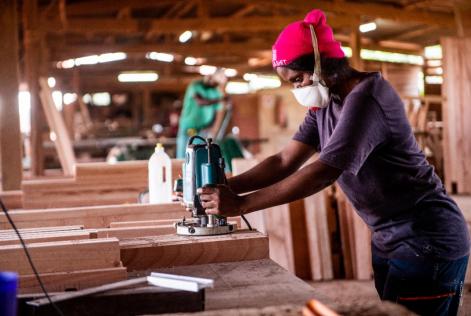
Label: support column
xmin=142 ymin=89 xmax=151 ymax=128
xmin=0 ymin=0 xmax=23 ymax=190
xmin=350 ymin=24 xmax=363 ymax=71
xmin=23 ymin=0 xmax=45 ymax=175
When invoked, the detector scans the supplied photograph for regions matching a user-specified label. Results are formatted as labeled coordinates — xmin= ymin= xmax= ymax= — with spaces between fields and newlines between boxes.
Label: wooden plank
xmin=0 ymin=238 xmax=121 ymax=275
xmin=303 ymin=190 xmax=334 ymax=280
xmin=95 ymin=225 xmax=175 ymax=239
xmin=38 ymin=77 xmax=76 ymax=176
xmin=335 ymin=188 xmax=354 ymax=279
xmin=75 ymin=159 xmax=183 ymax=182
xmin=109 ymin=216 xmax=241 ymax=228
xmin=0 ymin=0 xmax=23 ymax=190
xmin=0 ymin=190 xmax=23 ymax=209
xmin=0 ymin=230 xmax=92 ymax=246
xmin=442 ymin=37 xmax=471 ymax=194
xmin=0 ymin=225 xmax=84 ymax=235
xmin=19 ymin=267 xmax=127 ymax=294
xmin=23 ymin=0 xmax=44 ymax=176
xmin=0 ymin=203 xmax=186 ymax=229
xmin=121 ymin=230 xmax=269 ymax=271
xmin=21 ymin=160 xmax=183 ymax=208
xmin=336 ymin=188 xmax=372 ymax=280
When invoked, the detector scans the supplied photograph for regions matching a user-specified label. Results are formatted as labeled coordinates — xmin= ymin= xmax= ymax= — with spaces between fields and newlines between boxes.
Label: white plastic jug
xmin=148 ymin=143 xmax=172 ymax=204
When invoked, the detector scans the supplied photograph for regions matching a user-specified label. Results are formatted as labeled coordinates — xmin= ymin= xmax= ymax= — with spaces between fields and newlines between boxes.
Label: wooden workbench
xmin=131 ymin=259 xmax=330 ymax=312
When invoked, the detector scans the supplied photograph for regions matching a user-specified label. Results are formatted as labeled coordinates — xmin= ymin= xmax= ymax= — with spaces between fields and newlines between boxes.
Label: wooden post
xmin=23 ymin=0 xmax=44 ymax=175
xmin=142 ymin=89 xmax=151 ymax=127
xmin=350 ymin=23 xmax=363 ymax=70
xmin=0 ymin=0 xmax=23 ymax=190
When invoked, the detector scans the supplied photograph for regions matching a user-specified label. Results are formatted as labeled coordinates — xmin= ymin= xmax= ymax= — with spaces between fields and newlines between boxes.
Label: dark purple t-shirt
xmin=293 ymin=72 xmax=470 ymax=260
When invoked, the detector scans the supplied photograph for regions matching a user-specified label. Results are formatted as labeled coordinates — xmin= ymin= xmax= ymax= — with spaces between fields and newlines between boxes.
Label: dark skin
xmin=198 ymin=66 xmax=365 ymax=217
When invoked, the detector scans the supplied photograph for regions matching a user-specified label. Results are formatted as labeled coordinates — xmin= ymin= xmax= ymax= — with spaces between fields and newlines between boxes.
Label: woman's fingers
xmin=201 ymin=201 xmax=217 ymax=209
xmin=205 ymin=208 xmax=220 ymax=215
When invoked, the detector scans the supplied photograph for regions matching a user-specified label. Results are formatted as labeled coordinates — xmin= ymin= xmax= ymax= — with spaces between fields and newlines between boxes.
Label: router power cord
xmin=0 ymin=198 xmax=65 ymax=316
xmin=241 ymin=214 xmax=252 ymax=231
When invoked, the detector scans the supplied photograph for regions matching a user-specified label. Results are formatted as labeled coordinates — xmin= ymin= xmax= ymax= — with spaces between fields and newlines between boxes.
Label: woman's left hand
xmin=197 ymin=185 xmax=244 ymax=217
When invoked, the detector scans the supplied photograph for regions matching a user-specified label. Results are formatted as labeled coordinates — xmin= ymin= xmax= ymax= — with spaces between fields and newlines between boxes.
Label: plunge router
xmin=174 ymin=136 xmax=236 ymax=236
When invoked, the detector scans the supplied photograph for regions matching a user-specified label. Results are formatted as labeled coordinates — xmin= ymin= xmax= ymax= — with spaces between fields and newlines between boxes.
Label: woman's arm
xmin=199 ymin=159 xmax=341 ymax=217
xmin=228 ymin=140 xmax=317 ymax=194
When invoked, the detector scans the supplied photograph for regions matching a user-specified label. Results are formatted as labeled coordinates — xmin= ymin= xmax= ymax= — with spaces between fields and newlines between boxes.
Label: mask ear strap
xmin=309 ymin=25 xmax=321 ymax=80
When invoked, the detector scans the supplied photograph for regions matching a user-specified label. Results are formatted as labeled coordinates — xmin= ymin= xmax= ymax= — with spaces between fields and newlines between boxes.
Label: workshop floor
xmin=309 ymin=280 xmax=471 ymax=315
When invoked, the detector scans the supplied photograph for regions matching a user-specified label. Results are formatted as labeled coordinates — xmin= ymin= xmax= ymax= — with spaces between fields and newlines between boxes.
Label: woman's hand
xmin=197 ymin=185 xmax=244 ymax=217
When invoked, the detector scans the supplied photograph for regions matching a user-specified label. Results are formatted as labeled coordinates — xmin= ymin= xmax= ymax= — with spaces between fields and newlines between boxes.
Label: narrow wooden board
xmin=38 ymin=77 xmax=76 ymax=176
xmin=0 ymin=238 xmax=121 ymax=275
xmin=19 ymin=267 xmax=127 ymax=294
xmin=303 ymin=190 xmax=334 ymax=280
xmin=0 ymin=225 xmax=84 ymax=236
xmin=0 ymin=190 xmax=23 ymax=209
xmin=121 ymin=230 xmax=269 ymax=271
xmin=95 ymin=225 xmax=175 ymax=239
xmin=0 ymin=203 xmax=186 ymax=229
xmin=109 ymin=217 xmax=241 ymax=228
xmin=0 ymin=230 xmax=92 ymax=246
xmin=442 ymin=37 xmax=471 ymax=194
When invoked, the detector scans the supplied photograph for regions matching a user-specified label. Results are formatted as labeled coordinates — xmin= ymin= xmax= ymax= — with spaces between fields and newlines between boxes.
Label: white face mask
xmin=291 ymin=76 xmax=330 ymax=108
xmin=291 ymin=25 xmax=330 ymax=109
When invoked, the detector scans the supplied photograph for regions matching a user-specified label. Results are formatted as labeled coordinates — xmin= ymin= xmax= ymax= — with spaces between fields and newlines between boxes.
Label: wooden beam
xmin=0 ymin=190 xmax=23 ymax=209
xmin=109 ymin=217 xmax=241 ymax=228
xmin=50 ymin=41 xmax=273 ymax=61
xmin=120 ymin=230 xmax=269 ymax=271
xmin=24 ymin=0 xmax=45 ymax=176
xmin=0 ymin=238 xmax=121 ymax=275
xmin=383 ymin=25 xmax=439 ymax=41
xmin=38 ymin=78 xmax=76 ymax=176
xmin=95 ymin=225 xmax=176 ymax=239
xmin=0 ymin=230 xmax=92 ymax=246
xmin=49 ymin=36 xmax=422 ymax=63
xmin=0 ymin=0 xmax=23 ymax=190
xmin=264 ymin=0 xmax=455 ymax=28
xmin=0 ymin=203 xmax=186 ymax=229
xmin=52 ymin=0 xmax=177 ymax=16
xmin=350 ymin=26 xmax=363 ymax=70
xmin=42 ymin=15 xmax=355 ymax=35
xmin=232 ymin=4 xmax=257 ymax=18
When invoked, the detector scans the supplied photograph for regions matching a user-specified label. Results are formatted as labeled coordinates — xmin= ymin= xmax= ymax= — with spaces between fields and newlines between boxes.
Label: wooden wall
xmin=441 ymin=36 xmax=471 ymax=194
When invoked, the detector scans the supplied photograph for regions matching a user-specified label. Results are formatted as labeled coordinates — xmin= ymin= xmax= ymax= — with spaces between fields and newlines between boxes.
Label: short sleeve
xmin=319 ymin=93 xmax=389 ymax=175
xmin=293 ymin=109 xmax=320 ymax=149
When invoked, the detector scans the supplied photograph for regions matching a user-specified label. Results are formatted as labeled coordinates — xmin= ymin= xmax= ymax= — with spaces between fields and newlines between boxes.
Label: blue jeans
xmin=373 ymin=254 xmax=468 ymax=316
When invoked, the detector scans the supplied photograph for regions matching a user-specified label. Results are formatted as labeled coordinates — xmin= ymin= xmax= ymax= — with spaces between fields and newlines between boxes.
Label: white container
xmin=148 ymin=143 xmax=172 ymax=204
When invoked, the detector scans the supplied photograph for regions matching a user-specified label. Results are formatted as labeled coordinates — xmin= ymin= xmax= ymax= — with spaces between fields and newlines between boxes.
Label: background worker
xmin=198 ymin=9 xmax=470 ymax=316
xmin=176 ymin=68 xmax=228 ymax=158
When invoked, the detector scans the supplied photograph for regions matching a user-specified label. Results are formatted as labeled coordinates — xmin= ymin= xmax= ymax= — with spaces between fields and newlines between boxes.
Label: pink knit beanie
xmin=272 ymin=9 xmax=345 ymax=68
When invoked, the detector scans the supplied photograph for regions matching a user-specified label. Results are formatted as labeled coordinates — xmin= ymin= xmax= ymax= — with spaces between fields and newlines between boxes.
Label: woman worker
xmin=198 ymin=9 xmax=470 ymax=316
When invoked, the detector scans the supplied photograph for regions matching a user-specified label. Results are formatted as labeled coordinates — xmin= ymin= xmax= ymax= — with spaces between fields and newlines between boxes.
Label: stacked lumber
xmin=21 ymin=159 xmax=183 ymax=209
xmin=0 ymin=237 xmax=126 ymax=293
xmin=441 ymin=37 xmax=471 ymax=194
xmin=0 ymin=200 xmax=261 ymax=294
xmin=232 ymin=158 xmax=334 ymax=280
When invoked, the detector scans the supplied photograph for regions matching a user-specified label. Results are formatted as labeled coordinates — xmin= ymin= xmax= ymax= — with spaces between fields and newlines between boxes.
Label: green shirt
xmin=179 ymin=80 xmax=223 ymax=131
